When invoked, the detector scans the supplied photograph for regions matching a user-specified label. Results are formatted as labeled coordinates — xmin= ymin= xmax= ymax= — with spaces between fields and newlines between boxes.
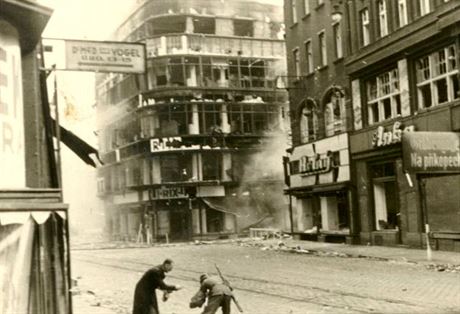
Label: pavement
xmin=71 ymin=237 xmax=460 ymax=314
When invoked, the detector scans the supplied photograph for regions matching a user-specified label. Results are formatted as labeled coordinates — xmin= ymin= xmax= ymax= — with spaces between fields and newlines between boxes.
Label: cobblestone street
xmin=71 ymin=240 xmax=460 ymax=314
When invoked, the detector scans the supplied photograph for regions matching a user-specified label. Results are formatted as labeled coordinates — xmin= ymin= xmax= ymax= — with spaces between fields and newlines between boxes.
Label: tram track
xmin=74 ymin=254 xmax=431 ymax=314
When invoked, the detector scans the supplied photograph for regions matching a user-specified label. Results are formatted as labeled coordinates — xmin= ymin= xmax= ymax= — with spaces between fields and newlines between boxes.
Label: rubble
xmin=425 ymin=263 xmax=460 ymax=273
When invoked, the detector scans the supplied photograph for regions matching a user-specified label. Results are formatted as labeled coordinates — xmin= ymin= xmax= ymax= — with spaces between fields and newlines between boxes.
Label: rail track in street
xmin=74 ymin=253 xmax=440 ymax=314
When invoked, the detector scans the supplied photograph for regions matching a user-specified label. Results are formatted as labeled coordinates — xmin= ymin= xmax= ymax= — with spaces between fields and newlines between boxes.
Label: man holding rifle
xmin=189 ymin=265 xmax=243 ymax=314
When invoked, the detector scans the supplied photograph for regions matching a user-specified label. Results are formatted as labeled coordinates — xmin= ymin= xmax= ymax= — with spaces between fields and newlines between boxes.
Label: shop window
xmin=233 ymin=19 xmax=253 ymax=37
xmin=370 ymin=162 xmax=399 ymax=231
xmin=206 ymin=209 xmax=224 ymax=233
xmin=378 ymin=0 xmax=388 ymax=37
xmin=324 ymin=89 xmax=345 ymax=136
xmin=366 ymin=68 xmax=401 ymax=125
xmin=320 ymin=192 xmax=349 ymax=232
xmin=360 ymin=8 xmax=370 ymax=46
xmin=193 ymin=17 xmax=215 ymax=34
xmin=299 ymin=99 xmax=318 ymax=143
xmin=416 ymin=44 xmax=459 ymax=109
xmin=202 ymin=152 xmax=222 ymax=181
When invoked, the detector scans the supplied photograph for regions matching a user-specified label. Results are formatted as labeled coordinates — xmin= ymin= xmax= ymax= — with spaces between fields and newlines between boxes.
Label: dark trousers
xmin=202 ymin=294 xmax=232 ymax=314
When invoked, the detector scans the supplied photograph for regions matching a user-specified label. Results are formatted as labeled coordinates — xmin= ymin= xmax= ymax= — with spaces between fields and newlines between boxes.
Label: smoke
xmin=228 ymin=130 xmax=290 ymax=232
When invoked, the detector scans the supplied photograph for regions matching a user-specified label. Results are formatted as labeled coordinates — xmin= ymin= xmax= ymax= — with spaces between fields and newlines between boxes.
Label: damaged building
xmin=95 ymin=0 xmax=290 ymax=242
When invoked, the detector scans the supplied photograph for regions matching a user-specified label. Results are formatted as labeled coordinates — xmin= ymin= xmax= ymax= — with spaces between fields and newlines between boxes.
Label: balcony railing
xmin=145 ymin=34 xmax=285 ymax=58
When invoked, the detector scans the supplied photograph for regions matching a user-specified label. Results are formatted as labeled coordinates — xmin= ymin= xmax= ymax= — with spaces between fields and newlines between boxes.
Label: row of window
xmin=296 ymin=43 xmax=459 ymax=143
xmin=290 ymin=0 xmax=324 ymax=24
xmin=366 ymin=44 xmax=459 ymax=124
xmin=101 ymin=103 xmax=282 ymax=151
xmin=360 ymin=0 xmax=451 ymax=47
xmin=292 ymin=22 xmax=342 ymax=76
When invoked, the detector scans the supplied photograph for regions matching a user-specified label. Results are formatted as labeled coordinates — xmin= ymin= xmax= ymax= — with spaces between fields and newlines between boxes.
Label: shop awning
xmin=199 ymin=198 xmax=239 ymax=216
xmin=285 ymin=182 xmax=350 ymax=197
xmin=0 ymin=211 xmax=66 ymax=225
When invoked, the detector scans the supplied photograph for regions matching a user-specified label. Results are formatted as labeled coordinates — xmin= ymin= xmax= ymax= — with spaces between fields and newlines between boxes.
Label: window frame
xmin=304 ymin=39 xmax=314 ymax=73
xmin=366 ymin=68 xmax=401 ymax=125
xmin=361 ymin=8 xmax=370 ymax=46
xmin=291 ymin=0 xmax=298 ymax=24
xmin=333 ymin=22 xmax=343 ymax=59
xmin=419 ymin=0 xmax=430 ymax=16
xmin=415 ymin=44 xmax=459 ymax=110
xmin=318 ymin=30 xmax=327 ymax=67
xmin=303 ymin=0 xmax=310 ymax=15
xmin=293 ymin=47 xmax=301 ymax=77
xmin=378 ymin=0 xmax=388 ymax=37
xmin=397 ymin=0 xmax=408 ymax=27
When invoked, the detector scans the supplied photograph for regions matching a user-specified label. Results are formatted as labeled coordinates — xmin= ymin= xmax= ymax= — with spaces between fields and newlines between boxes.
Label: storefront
xmin=285 ymin=133 xmax=356 ymax=243
xmin=402 ymin=132 xmax=460 ymax=252
xmin=351 ymin=114 xmax=460 ymax=251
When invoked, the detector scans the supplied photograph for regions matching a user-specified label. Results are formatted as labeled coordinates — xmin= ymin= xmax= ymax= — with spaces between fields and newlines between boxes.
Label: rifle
xmin=215 ymin=264 xmax=243 ymax=313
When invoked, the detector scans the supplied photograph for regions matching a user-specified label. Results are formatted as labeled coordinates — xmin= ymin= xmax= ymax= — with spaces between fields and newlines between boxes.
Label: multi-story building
xmin=96 ymin=0 xmax=289 ymax=242
xmin=346 ymin=0 xmax=460 ymax=251
xmin=283 ymin=0 xmax=357 ymax=244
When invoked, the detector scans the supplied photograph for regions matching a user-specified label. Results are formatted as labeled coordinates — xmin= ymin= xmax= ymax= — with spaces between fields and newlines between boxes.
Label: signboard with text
xmin=0 ymin=24 xmax=25 ymax=188
xmin=402 ymin=132 xmax=460 ymax=173
xmin=149 ymin=187 xmax=187 ymax=200
xmin=65 ymin=40 xmax=145 ymax=73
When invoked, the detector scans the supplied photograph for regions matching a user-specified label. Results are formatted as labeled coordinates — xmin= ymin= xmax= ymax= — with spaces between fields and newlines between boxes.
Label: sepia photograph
xmin=0 ymin=0 xmax=459 ymax=313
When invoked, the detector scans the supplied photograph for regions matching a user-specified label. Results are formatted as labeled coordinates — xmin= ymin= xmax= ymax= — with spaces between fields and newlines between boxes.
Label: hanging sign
xmin=402 ymin=132 xmax=460 ymax=173
xmin=65 ymin=40 xmax=145 ymax=73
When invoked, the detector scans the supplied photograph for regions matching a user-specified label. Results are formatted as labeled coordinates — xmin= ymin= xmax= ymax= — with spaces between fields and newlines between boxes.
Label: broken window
xmin=202 ymin=152 xmax=222 ymax=181
xmin=160 ymin=154 xmax=193 ymax=183
xmin=233 ymin=19 xmax=254 ymax=37
xmin=151 ymin=16 xmax=186 ymax=35
xmin=193 ymin=17 xmax=215 ymax=34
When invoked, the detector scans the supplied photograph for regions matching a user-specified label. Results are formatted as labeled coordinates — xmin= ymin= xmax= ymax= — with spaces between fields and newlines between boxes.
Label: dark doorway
xmin=169 ymin=210 xmax=190 ymax=241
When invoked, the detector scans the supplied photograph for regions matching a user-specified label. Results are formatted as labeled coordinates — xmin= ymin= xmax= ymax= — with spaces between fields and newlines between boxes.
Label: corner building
xmin=347 ymin=0 xmax=460 ymax=250
xmin=96 ymin=0 xmax=289 ymax=242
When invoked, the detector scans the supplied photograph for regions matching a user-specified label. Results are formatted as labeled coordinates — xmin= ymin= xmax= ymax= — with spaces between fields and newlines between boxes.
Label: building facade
xmin=346 ymin=0 xmax=460 ymax=251
xmin=0 ymin=1 xmax=71 ymax=313
xmin=283 ymin=0 xmax=357 ymax=243
xmin=96 ymin=0 xmax=289 ymax=242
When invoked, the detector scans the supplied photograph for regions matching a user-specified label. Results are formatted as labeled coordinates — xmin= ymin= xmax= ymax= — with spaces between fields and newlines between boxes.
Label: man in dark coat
xmin=132 ymin=258 xmax=182 ymax=314
xmin=190 ymin=273 xmax=233 ymax=314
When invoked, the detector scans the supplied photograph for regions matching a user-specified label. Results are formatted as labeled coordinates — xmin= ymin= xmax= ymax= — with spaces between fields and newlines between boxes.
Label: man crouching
xmin=190 ymin=273 xmax=233 ymax=314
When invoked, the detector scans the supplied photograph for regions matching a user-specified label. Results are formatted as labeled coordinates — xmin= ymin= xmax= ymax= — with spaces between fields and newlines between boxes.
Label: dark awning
xmin=199 ymin=198 xmax=239 ymax=216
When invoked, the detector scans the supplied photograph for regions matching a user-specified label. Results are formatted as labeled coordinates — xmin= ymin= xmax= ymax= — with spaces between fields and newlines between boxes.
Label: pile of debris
xmin=425 ymin=263 xmax=460 ymax=273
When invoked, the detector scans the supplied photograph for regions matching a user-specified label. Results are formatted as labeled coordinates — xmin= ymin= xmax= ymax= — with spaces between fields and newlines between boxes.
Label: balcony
xmin=145 ymin=34 xmax=285 ymax=59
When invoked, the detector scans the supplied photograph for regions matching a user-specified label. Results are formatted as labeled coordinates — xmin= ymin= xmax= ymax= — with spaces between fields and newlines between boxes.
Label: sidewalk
xmin=243 ymin=238 xmax=460 ymax=270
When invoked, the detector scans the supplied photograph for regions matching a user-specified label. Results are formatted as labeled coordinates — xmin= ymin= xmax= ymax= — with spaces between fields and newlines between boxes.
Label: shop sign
xmin=0 ymin=24 xmax=25 ymax=188
xmin=402 ymin=132 xmax=460 ymax=173
xmin=149 ymin=187 xmax=187 ymax=200
xmin=299 ymin=153 xmax=332 ymax=175
xmin=372 ymin=121 xmax=415 ymax=147
xmin=150 ymin=137 xmax=213 ymax=152
xmin=65 ymin=40 xmax=145 ymax=73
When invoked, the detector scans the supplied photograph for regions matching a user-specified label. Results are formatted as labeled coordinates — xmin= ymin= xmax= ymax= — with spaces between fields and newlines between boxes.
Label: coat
xmin=132 ymin=265 xmax=177 ymax=314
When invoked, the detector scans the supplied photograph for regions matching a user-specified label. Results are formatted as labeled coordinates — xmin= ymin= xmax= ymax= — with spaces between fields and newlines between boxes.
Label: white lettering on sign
xmin=372 ymin=121 xmax=414 ymax=147
xmin=299 ymin=153 xmax=331 ymax=175
xmin=65 ymin=40 xmax=145 ymax=73
xmin=150 ymin=137 xmax=207 ymax=152
xmin=0 ymin=22 xmax=25 ymax=188
xmin=149 ymin=187 xmax=187 ymax=200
